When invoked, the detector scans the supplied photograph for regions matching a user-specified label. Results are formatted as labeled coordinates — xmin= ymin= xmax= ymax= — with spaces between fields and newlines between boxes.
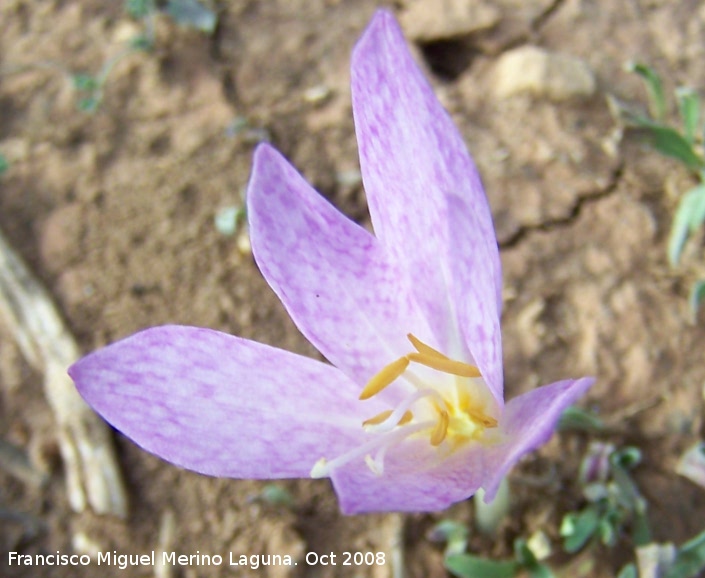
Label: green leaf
xmin=632 ymin=505 xmax=652 ymax=547
xmin=617 ymin=563 xmax=638 ymax=578
xmin=610 ymin=460 xmax=643 ymax=512
xmin=558 ymin=406 xmax=605 ymax=433
xmin=689 ymin=280 xmax=705 ymax=319
xmin=627 ymin=62 xmax=667 ymax=122
xmin=676 ymin=87 xmax=700 ymax=143
xmin=129 ymin=34 xmax=154 ymax=51
xmin=445 ymin=555 xmax=519 ymax=578
xmin=634 ymin=124 xmax=704 ymax=171
xmin=165 ymin=0 xmax=218 ymax=34
xmin=611 ymin=447 xmax=642 ymax=470
xmin=665 ymin=529 xmax=705 ymax=578
xmin=668 ymin=184 xmax=705 ymax=266
xmin=561 ymin=507 xmax=600 ymax=553
xmin=0 ymin=154 xmax=8 ymax=175
xmin=72 ymin=73 xmax=99 ymax=91
xmin=598 ymin=515 xmax=618 ymax=547
xmin=125 ymin=0 xmax=155 ymax=19
xmin=527 ymin=564 xmax=554 ymax=578
xmin=687 ymin=181 xmax=705 ymax=233
xmin=514 ymin=539 xmax=554 ymax=578
xmin=259 ymin=483 xmax=294 ymax=507
xmin=77 ymin=97 xmax=100 ymax=113
xmin=428 ymin=520 xmax=469 ymax=556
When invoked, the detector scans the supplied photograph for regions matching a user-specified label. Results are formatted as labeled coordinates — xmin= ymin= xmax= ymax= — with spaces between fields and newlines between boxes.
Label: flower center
xmin=310 ymin=334 xmax=499 ymax=478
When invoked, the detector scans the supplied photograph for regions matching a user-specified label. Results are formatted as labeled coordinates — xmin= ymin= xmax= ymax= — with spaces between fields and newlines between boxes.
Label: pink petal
xmin=247 ymin=143 xmax=435 ymax=394
xmin=330 ymin=437 xmax=487 ymax=514
xmin=351 ymin=10 xmax=504 ymax=402
xmin=480 ymin=377 xmax=596 ymax=500
xmin=69 ymin=326 xmax=386 ymax=478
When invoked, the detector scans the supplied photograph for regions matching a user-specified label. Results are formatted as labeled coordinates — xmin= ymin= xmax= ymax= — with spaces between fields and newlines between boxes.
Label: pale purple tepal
xmin=69 ymin=10 xmax=594 ymax=514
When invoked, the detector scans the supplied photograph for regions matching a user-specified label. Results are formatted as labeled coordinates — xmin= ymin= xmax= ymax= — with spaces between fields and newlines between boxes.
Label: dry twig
xmin=0 ymin=228 xmax=127 ymax=518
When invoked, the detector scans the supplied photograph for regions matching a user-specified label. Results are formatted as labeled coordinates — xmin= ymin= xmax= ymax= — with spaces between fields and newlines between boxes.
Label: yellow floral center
xmin=310 ymin=334 xmax=499 ymax=478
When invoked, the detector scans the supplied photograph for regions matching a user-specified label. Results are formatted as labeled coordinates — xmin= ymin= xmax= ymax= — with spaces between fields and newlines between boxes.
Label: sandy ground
xmin=1 ymin=1 xmax=705 ymax=577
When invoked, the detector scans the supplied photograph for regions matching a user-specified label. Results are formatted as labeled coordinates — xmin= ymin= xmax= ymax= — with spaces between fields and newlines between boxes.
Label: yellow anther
xmin=363 ymin=410 xmax=414 ymax=427
xmin=359 ymin=356 xmax=410 ymax=400
xmin=407 ymin=333 xmax=449 ymax=360
xmin=466 ymin=408 xmax=498 ymax=428
xmin=430 ymin=410 xmax=450 ymax=446
xmin=399 ymin=411 xmax=414 ymax=425
xmin=406 ymin=352 xmax=481 ymax=378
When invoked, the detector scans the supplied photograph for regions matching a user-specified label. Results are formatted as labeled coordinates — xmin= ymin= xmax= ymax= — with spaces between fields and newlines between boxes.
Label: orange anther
xmin=466 ymin=408 xmax=498 ymax=428
xmin=359 ymin=356 xmax=410 ymax=400
xmin=363 ymin=410 xmax=414 ymax=427
xmin=407 ymin=333 xmax=449 ymax=360
xmin=406 ymin=352 xmax=481 ymax=378
xmin=430 ymin=410 xmax=449 ymax=446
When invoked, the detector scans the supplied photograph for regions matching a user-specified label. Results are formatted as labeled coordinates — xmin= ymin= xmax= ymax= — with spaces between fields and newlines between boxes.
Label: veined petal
xmin=351 ymin=10 xmax=502 ymax=365
xmin=480 ymin=377 xmax=596 ymax=500
xmin=330 ymin=437 xmax=487 ymax=514
xmin=69 ymin=326 xmax=387 ymax=478
xmin=448 ymin=194 xmax=503 ymax=404
xmin=247 ymin=144 xmax=435 ymax=394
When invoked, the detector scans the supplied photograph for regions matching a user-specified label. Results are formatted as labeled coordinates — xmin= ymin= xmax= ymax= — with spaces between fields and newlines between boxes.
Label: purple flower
xmin=69 ymin=10 xmax=594 ymax=514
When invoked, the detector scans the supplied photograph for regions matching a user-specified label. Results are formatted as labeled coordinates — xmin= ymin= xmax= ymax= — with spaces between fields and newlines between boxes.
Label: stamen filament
xmin=363 ymin=409 xmax=413 ymax=427
xmin=406 ymin=352 xmax=481 ymax=378
xmin=366 ymin=444 xmax=391 ymax=476
xmin=315 ymin=334 xmax=495 ymax=478
xmin=359 ymin=356 xmax=410 ymax=400
xmin=365 ymin=388 xmax=447 ymax=434
xmin=430 ymin=410 xmax=450 ymax=446
xmin=310 ymin=421 xmax=435 ymax=478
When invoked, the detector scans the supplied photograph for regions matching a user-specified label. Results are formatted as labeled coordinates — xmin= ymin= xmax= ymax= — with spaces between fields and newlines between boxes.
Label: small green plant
xmin=619 ymin=62 xmax=705 ymax=316
xmin=258 ymin=483 xmax=294 ymax=508
xmin=665 ymin=529 xmax=705 ymax=578
xmin=618 ymin=528 xmax=705 ymax=578
xmin=429 ymin=521 xmax=553 ymax=578
xmin=430 ymin=439 xmax=705 ymax=577
xmin=445 ymin=537 xmax=553 ymax=578
xmin=73 ymin=0 xmax=217 ymax=111
xmin=560 ymin=443 xmax=650 ymax=554
xmin=214 ymin=205 xmax=247 ymax=237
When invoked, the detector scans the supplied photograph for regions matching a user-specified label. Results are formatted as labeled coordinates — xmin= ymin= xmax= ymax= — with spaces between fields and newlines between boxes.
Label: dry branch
xmin=0 ymin=228 xmax=127 ymax=518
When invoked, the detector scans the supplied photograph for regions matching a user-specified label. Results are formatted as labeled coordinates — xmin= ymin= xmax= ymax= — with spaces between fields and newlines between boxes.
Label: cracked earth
xmin=1 ymin=1 xmax=705 ymax=577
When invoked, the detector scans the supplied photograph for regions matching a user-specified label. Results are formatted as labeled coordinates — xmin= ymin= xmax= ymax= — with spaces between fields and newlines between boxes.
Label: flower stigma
xmin=310 ymin=334 xmax=500 ymax=478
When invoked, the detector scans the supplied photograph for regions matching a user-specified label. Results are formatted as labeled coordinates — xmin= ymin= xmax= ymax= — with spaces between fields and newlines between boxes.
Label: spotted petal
xmin=248 ymin=144 xmax=435 ymax=395
xmin=351 ymin=10 xmax=503 ymax=404
xmin=69 ymin=326 xmax=385 ymax=478
xmin=480 ymin=377 xmax=596 ymax=500
xmin=330 ymin=437 xmax=488 ymax=514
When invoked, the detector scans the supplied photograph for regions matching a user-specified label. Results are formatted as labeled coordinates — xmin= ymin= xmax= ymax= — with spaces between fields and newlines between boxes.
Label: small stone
xmin=56 ymin=267 xmax=94 ymax=306
xmin=1 ymin=138 xmax=30 ymax=163
xmin=112 ymin=20 xmax=142 ymax=44
xmin=493 ymin=46 xmax=596 ymax=101
xmin=39 ymin=203 xmax=83 ymax=272
xmin=302 ymin=84 xmax=332 ymax=104
xmin=236 ymin=226 xmax=252 ymax=256
xmin=400 ymin=0 xmax=500 ymax=42
xmin=72 ymin=531 xmax=103 ymax=558
xmin=214 ymin=206 xmax=242 ymax=237
xmin=515 ymin=298 xmax=546 ymax=357
xmin=636 ymin=543 xmax=677 ymax=578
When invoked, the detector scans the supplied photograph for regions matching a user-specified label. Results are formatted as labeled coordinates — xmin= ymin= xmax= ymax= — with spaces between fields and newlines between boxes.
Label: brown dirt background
xmin=2 ymin=1 xmax=705 ymax=577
